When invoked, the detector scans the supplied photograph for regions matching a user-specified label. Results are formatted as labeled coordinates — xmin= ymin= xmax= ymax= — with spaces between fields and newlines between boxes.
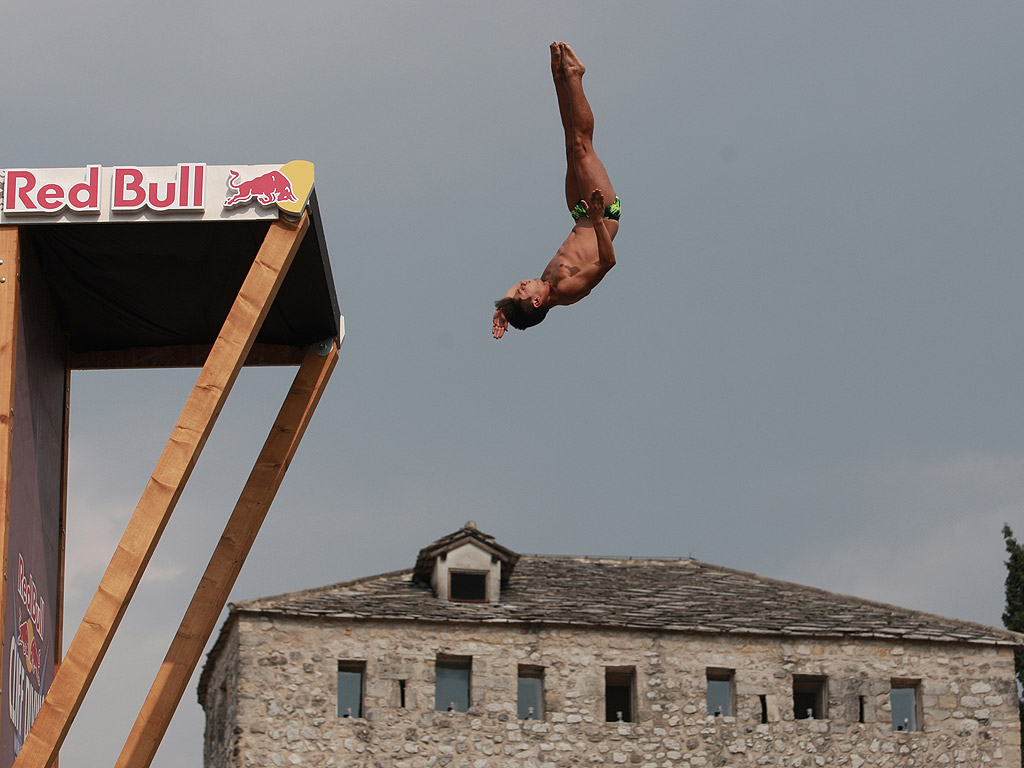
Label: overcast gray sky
xmin=3 ymin=2 xmax=1024 ymax=766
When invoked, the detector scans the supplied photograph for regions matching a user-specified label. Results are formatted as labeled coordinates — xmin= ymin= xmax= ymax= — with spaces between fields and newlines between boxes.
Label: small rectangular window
xmin=793 ymin=675 xmax=827 ymax=720
xmin=890 ymin=680 xmax=920 ymax=731
xmin=706 ymin=669 xmax=734 ymax=716
xmin=337 ymin=661 xmax=365 ymax=718
xmin=449 ymin=571 xmax=488 ymax=602
xmin=435 ymin=656 xmax=471 ymax=712
xmin=605 ymin=667 xmax=636 ymax=722
xmin=518 ymin=665 xmax=544 ymax=720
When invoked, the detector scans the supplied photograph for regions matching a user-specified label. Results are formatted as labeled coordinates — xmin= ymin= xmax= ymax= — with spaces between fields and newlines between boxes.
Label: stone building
xmin=199 ymin=523 xmax=1023 ymax=767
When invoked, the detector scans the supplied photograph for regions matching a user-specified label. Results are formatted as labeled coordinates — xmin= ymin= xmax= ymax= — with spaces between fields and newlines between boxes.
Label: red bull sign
xmin=9 ymin=555 xmax=46 ymax=736
xmin=0 ymin=162 xmax=314 ymax=224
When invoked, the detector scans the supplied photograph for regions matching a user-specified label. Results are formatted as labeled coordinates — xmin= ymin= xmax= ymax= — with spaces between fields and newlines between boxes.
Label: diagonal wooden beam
xmin=115 ymin=340 xmax=339 ymax=768
xmin=14 ymin=214 xmax=309 ymax=768
xmin=0 ymin=227 xmax=21 ymax=700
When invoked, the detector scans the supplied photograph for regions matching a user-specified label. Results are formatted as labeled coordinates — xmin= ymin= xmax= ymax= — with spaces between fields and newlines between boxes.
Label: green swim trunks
xmin=571 ymin=196 xmax=621 ymax=222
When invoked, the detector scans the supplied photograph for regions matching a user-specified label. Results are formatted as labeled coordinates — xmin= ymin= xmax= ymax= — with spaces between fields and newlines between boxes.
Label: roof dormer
xmin=412 ymin=521 xmax=519 ymax=603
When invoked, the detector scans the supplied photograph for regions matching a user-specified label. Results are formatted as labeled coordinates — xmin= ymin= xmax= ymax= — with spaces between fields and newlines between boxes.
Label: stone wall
xmin=204 ymin=619 xmax=241 ymax=768
xmin=202 ymin=614 xmax=1022 ymax=767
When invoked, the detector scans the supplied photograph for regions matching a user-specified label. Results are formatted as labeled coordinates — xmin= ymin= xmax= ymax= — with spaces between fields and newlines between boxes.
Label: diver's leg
xmin=551 ymin=42 xmax=581 ymax=210
xmin=560 ymin=42 xmax=616 ymax=204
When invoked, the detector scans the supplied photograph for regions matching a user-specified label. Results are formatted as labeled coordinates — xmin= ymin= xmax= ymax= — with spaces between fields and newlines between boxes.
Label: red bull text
xmin=112 ymin=164 xmax=205 ymax=212
xmin=15 ymin=556 xmax=43 ymax=644
xmin=3 ymin=164 xmax=206 ymax=215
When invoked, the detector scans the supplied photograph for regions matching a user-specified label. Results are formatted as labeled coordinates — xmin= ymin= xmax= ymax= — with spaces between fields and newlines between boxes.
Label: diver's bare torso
xmin=542 ymin=218 xmax=621 ymax=306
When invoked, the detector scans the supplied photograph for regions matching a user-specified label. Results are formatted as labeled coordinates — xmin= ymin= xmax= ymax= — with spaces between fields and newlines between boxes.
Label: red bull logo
xmin=8 ymin=552 xmax=47 ymax=741
xmin=16 ymin=619 xmax=41 ymax=685
xmin=224 ymin=170 xmax=297 ymax=208
xmin=222 ymin=161 xmax=314 ymax=217
xmin=13 ymin=554 xmax=44 ymax=689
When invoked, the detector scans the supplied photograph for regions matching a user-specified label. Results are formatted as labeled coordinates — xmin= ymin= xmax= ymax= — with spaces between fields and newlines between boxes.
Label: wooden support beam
xmin=0 ymin=226 xmax=20 ymax=709
xmin=115 ymin=340 xmax=338 ymax=768
xmin=13 ymin=214 xmax=310 ymax=768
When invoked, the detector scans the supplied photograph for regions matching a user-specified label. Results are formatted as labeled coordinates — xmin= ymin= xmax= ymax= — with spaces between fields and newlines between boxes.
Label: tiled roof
xmin=230 ymin=554 xmax=1023 ymax=647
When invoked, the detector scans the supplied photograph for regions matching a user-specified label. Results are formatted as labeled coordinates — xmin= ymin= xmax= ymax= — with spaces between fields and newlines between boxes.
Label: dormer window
xmin=449 ymin=571 xmax=488 ymax=602
xmin=412 ymin=522 xmax=519 ymax=604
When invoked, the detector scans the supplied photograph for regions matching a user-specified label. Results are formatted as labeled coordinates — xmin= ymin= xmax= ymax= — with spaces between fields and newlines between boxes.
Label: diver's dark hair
xmin=495 ymin=297 xmax=548 ymax=330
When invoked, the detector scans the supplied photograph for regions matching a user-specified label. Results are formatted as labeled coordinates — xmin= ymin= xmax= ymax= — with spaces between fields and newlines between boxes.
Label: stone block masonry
xmin=202 ymin=616 xmax=1021 ymax=768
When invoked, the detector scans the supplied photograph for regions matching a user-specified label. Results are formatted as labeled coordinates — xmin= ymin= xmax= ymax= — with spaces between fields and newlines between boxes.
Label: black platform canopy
xmin=3 ymin=162 xmax=341 ymax=368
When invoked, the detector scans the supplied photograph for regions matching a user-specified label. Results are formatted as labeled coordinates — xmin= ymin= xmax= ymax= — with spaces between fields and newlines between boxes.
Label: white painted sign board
xmin=0 ymin=162 xmax=314 ymax=225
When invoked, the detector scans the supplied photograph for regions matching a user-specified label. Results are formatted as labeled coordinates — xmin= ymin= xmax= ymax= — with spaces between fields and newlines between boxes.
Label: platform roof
xmin=2 ymin=163 xmax=340 ymax=368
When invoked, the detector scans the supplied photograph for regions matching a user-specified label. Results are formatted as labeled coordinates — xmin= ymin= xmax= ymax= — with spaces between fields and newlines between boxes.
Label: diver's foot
xmin=550 ymin=41 xmax=564 ymax=81
xmin=559 ymin=42 xmax=586 ymax=79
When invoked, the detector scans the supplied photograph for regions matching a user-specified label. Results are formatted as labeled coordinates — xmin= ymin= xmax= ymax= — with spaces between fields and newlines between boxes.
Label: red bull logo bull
xmin=16 ymin=620 xmax=41 ymax=685
xmin=224 ymin=169 xmax=298 ymax=208
xmin=221 ymin=161 xmax=314 ymax=217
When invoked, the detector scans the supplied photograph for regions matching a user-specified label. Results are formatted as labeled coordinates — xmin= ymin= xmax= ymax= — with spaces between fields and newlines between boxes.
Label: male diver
xmin=492 ymin=42 xmax=621 ymax=339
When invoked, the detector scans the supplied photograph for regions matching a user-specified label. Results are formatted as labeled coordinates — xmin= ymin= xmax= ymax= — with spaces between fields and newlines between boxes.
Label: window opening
xmin=337 ymin=661 xmax=365 ymax=718
xmin=605 ymin=667 xmax=636 ymax=722
xmin=435 ymin=656 xmax=471 ymax=712
xmin=890 ymin=681 xmax=920 ymax=731
xmin=759 ymin=694 xmax=768 ymax=724
xmin=398 ymin=679 xmax=407 ymax=708
xmin=518 ymin=666 xmax=544 ymax=720
xmin=706 ymin=669 xmax=734 ymax=716
xmin=792 ymin=675 xmax=827 ymax=720
xmin=858 ymin=695 xmax=865 ymax=724
xmin=449 ymin=571 xmax=488 ymax=602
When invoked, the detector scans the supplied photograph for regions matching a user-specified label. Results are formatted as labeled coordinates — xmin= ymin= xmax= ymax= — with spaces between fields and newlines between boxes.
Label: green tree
xmin=1001 ymin=524 xmax=1024 ymax=755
